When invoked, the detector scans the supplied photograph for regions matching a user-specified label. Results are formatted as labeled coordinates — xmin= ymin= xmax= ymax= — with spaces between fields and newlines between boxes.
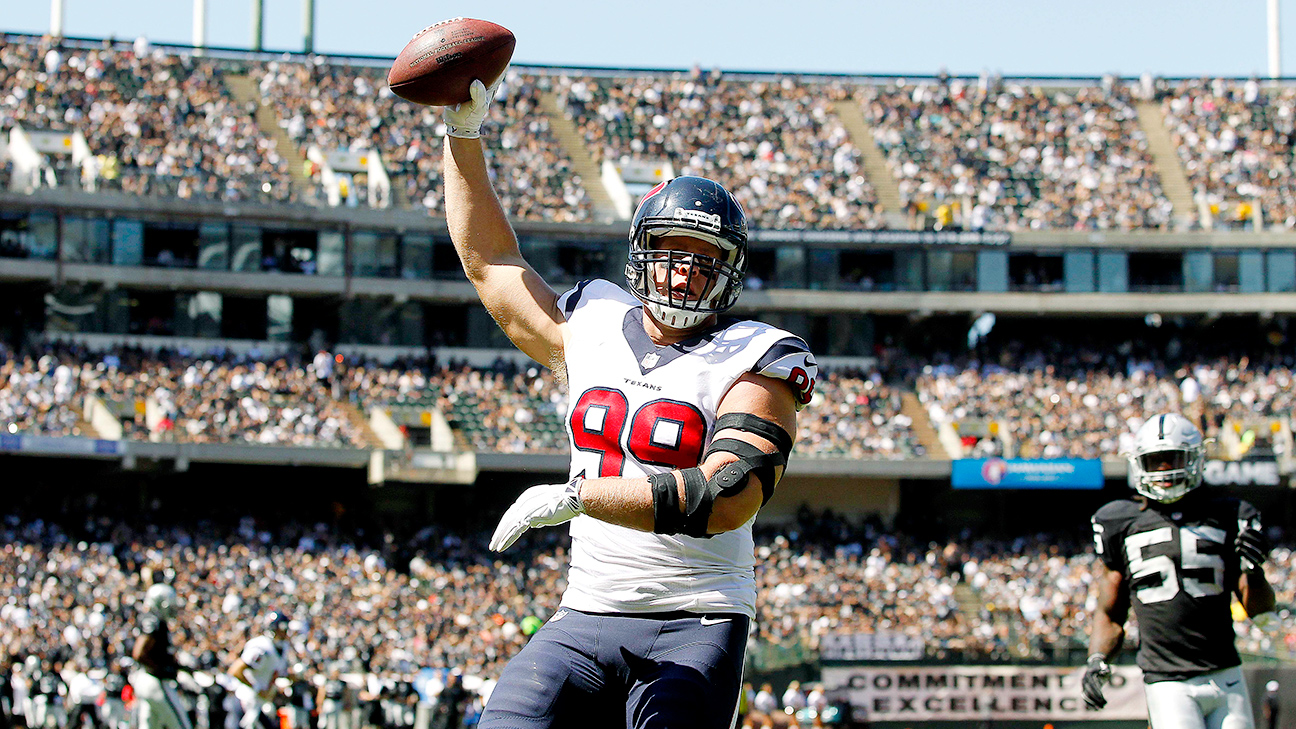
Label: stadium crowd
xmin=9 ymin=338 xmax=1296 ymax=464
xmin=255 ymin=61 xmax=592 ymax=220
xmin=11 ymin=32 xmax=1296 ymax=235
xmin=0 ymin=344 xmax=366 ymax=446
xmin=1161 ymin=78 xmax=1296 ymax=230
xmin=0 ymin=344 xmax=923 ymax=459
xmin=557 ymin=71 xmax=880 ymax=229
xmin=863 ymin=78 xmax=1173 ymax=231
xmin=0 ymin=35 xmax=296 ymax=204
xmin=916 ymin=345 xmax=1296 ymax=460
xmin=0 ymin=505 xmax=1290 ymax=729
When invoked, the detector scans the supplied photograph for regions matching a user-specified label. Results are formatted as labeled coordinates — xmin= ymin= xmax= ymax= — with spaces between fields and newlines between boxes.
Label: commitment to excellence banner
xmin=821 ymin=665 xmax=1147 ymax=722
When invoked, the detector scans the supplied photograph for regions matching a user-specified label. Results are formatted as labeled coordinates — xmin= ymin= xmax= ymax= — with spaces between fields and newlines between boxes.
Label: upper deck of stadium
xmin=3 ymin=32 xmax=1294 ymax=234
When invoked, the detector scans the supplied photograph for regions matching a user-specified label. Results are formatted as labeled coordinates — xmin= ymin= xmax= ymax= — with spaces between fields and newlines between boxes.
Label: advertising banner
xmin=820 ymin=632 xmax=925 ymax=662
xmin=952 ymin=458 xmax=1104 ymax=489
xmin=0 ymin=434 xmax=122 ymax=456
xmin=822 ymin=665 xmax=1147 ymax=722
xmin=751 ymin=229 xmax=1012 ymax=246
xmin=1203 ymin=459 xmax=1281 ymax=487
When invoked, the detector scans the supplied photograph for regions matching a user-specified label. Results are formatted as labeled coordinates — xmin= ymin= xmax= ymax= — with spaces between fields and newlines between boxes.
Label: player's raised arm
xmin=442 ymin=79 xmax=567 ymax=368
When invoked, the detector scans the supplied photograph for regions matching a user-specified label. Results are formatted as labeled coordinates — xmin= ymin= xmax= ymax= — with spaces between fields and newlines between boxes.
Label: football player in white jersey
xmin=439 ymin=76 xmax=816 ymax=728
xmin=1085 ymin=414 xmax=1275 ymax=728
xmin=227 ymin=612 xmax=290 ymax=729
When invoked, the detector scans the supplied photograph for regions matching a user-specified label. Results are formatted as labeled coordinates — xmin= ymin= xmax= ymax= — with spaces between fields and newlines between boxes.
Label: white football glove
xmin=442 ymin=75 xmax=504 ymax=139
xmin=489 ymin=477 xmax=585 ymax=552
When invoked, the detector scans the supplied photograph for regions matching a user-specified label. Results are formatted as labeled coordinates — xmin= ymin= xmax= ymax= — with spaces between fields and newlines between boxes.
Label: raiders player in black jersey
xmin=130 ymin=584 xmax=192 ymax=729
xmin=1085 ymin=413 xmax=1276 ymax=728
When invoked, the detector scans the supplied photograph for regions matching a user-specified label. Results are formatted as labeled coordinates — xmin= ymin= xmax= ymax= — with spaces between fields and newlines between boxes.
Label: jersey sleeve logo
xmin=752 ymin=337 xmax=817 ymax=407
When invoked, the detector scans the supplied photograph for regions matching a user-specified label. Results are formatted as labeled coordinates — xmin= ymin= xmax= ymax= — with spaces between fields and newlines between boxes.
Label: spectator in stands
xmin=1163 ymin=79 xmax=1296 ymax=230
xmin=557 ymin=71 xmax=880 ymax=229
xmin=0 ymin=36 xmax=295 ymax=204
xmin=865 ymin=78 xmax=1172 ymax=231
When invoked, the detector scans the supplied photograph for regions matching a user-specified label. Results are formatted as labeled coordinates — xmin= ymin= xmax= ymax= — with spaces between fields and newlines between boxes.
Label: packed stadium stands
xmin=1162 ymin=78 xmax=1296 ymax=229
xmin=0 ymin=507 xmax=1289 ymax=705
xmin=0 ymin=343 xmax=926 ymax=458
xmin=7 ymin=26 xmax=1296 ymax=728
xmin=0 ymin=36 xmax=297 ymax=204
xmin=556 ymin=72 xmax=880 ymax=229
xmin=863 ymin=79 xmax=1173 ymax=231
xmin=9 ymin=337 xmax=1296 ymax=465
xmin=255 ymin=62 xmax=593 ymax=219
xmin=12 ymin=33 xmax=1296 ymax=231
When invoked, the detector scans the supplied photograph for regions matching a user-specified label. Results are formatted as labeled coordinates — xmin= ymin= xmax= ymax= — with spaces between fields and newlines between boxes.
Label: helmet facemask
xmin=1129 ymin=446 xmax=1205 ymax=503
xmin=624 ymin=176 xmax=749 ymax=331
xmin=626 ymin=228 xmax=745 ymax=330
xmin=1127 ymin=412 xmax=1208 ymax=504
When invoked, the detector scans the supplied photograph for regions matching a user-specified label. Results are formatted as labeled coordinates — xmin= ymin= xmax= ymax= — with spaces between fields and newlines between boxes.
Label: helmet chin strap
xmin=645 ymin=301 xmax=711 ymax=331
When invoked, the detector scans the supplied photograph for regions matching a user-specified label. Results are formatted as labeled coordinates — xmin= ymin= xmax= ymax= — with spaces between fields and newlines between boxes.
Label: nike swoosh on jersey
xmin=1225 ymin=680 xmax=1239 ymax=687
xmin=700 ymin=616 xmax=730 ymax=626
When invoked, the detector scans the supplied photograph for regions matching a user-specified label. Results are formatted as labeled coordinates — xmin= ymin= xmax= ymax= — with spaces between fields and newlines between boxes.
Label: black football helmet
xmin=625 ymin=176 xmax=748 ymax=329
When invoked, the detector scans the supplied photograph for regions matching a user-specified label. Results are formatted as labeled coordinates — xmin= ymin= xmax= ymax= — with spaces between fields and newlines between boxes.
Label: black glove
xmin=1236 ymin=528 xmax=1270 ymax=572
xmin=1082 ymin=654 xmax=1111 ymax=710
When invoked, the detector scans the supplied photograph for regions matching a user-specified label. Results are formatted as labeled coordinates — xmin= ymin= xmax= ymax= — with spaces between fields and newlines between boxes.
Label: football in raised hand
xmin=387 ymin=18 xmax=515 ymax=106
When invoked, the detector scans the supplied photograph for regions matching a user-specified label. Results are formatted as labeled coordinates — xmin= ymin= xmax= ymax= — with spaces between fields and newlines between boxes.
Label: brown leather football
xmin=387 ymin=18 xmax=515 ymax=106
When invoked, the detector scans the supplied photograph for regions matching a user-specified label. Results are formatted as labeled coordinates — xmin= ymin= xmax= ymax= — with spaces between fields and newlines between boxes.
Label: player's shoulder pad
xmin=557 ymin=279 xmax=637 ymax=320
xmin=750 ymin=334 xmax=817 ymax=409
xmin=1092 ymin=499 xmax=1141 ymax=527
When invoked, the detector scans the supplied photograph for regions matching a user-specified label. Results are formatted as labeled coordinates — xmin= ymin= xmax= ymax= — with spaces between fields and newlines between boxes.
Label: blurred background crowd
xmin=3 ymin=338 xmax=1293 ymax=465
xmin=0 ymin=504 xmax=1289 ymax=729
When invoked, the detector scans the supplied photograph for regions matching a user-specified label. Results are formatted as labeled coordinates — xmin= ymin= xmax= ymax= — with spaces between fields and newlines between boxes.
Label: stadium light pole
xmin=303 ymin=0 xmax=316 ymax=54
xmin=251 ymin=0 xmax=264 ymax=52
xmin=1269 ymin=0 xmax=1282 ymax=79
xmin=193 ymin=0 xmax=208 ymax=56
xmin=49 ymin=0 xmax=65 ymax=38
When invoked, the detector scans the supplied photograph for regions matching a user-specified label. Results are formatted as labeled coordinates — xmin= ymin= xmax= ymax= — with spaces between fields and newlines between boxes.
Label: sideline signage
xmin=820 ymin=632 xmax=924 ymax=662
xmin=750 ymin=229 xmax=1012 ymax=246
xmin=822 ymin=665 xmax=1147 ymax=722
xmin=0 ymin=434 xmax=122 ymax=456
xmin=952 ymin=458 xmax=1104 ymax=489
xmin=1203 ymin=459 xmax=1281 ymax=487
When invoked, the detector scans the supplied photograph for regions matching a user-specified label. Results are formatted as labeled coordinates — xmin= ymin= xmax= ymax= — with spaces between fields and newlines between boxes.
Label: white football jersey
xmin=237 ymin=635 xmax=287 ymax=693
xmin=555 ymin=280 xmax=817 ymax=618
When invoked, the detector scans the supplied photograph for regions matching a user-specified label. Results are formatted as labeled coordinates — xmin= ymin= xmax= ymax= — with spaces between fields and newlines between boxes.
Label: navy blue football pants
xmin=479 ymin=609 xmax=749 ymax=729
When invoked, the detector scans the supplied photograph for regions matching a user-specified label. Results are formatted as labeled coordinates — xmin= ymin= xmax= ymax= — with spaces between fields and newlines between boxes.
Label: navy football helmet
xmin=625 ymin=176 xmax=748 ymax=329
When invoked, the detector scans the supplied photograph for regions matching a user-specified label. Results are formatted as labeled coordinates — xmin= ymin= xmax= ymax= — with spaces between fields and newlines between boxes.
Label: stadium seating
xmin=556 ymin=71 xmax=881 ymax=229
xmin=862 ymin=79 xmax=1173 ymax=230
xmin=12 ymin=33 xmax=1296 ymax=235
xmin=1162 ymin=78 xmax=1296 ymax=230
xmin=0 ymin=509 xmax=1287 ymax=689
xmin=916 ymin=349 xmax=1296 ymax=460
xmin=255 ymin=62 xmax=593 ymax=220
xmin=11 ymin=342 xmax=1296 ymax=463
xmin=0 ymin=36 xmax=297 ymax=203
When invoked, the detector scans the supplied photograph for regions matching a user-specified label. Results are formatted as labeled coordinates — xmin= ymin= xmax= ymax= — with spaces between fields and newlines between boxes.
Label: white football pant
xmin=130 ymin=671 xmax=193 ymax=729
xmin=1144 ymin=665 xmax=1254 ymax=729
